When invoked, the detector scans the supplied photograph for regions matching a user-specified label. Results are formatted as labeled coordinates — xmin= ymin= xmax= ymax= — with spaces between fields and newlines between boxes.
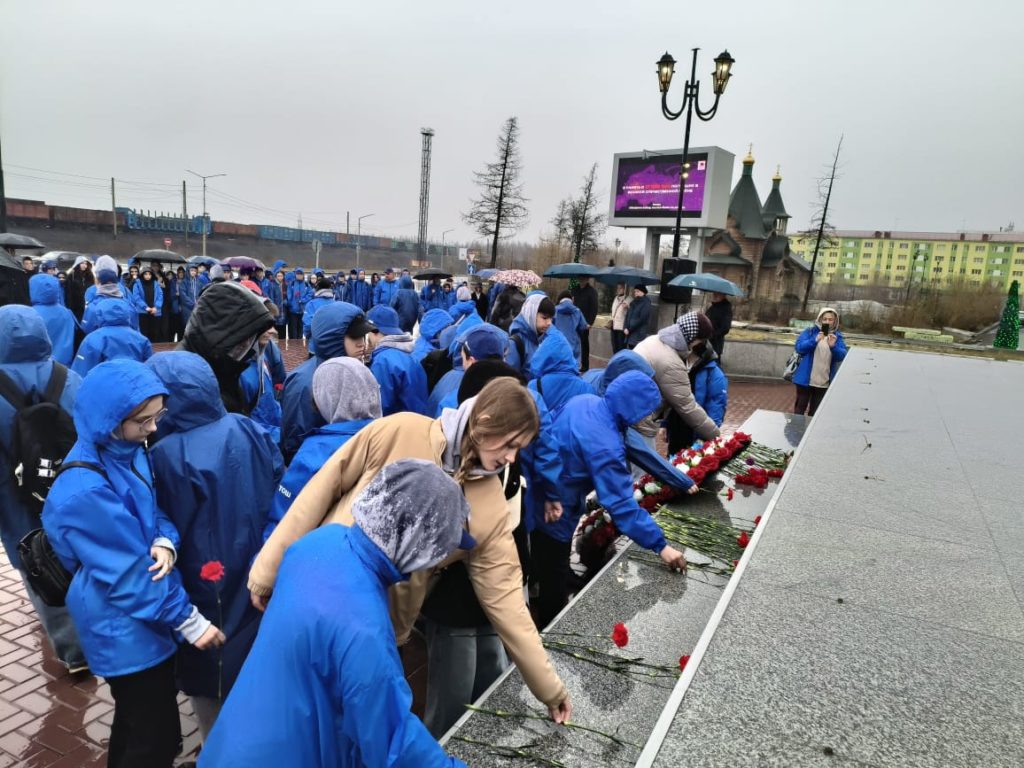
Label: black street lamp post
xmin=657 ymin=48 xmax=735 ymax=260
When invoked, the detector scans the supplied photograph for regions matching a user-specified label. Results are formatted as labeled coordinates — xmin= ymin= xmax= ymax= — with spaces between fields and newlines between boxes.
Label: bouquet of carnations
xmin=633 ymin=431 xmax=753 ymax=510
xmin=576 ymin=509 xmax=620 ymax=571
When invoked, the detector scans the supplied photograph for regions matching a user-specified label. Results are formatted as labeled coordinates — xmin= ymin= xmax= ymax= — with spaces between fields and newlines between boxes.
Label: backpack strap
xmin=0 ymin=370 xmax=29 ymax=409
xmin=511 ymin=333 xmax=526 ymax=368
xmin=56 ymin=461 xmax=109 ymax=482
xmin=42 ymin=364 xmax=68 ymax=406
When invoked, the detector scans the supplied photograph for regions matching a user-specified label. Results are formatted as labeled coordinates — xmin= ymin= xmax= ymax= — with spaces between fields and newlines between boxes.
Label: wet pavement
xmin=0 ymin=337 xmax=792 ymax=765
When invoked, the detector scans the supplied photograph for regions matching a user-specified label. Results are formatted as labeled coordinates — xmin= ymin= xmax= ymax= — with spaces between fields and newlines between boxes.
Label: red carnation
xmin=200 ymin=560 xmax=225 ymax=582
xmin=611 ymin=622 xmax=629 ymax=648
xmin=754 ymin=515 xmax=762 ymax=525
xmin=679 ymin=655 xmax=690 ymax=671
xmin=737 ymin=531 xmax=750 ymax=548
xmin=688 ymin=468 xmax=706 ymax=485
xmin=732 ymin=560 xmax=739 ymax=568
xmin=726 ymin=488 xmax=734 ymax=501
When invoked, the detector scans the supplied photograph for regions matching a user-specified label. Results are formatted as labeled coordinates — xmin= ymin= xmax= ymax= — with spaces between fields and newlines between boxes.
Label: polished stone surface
xmin=443 ymin=410 xmax=808 ymax=767
xmin=645 ymin=348 xmax=1024 ymax=768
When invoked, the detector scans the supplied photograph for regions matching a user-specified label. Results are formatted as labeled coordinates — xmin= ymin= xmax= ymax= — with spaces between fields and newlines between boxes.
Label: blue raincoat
xmin=0 ymin=307 xmax=82 ymax=569
xmin=411 ymin=308 xmax=453 ymax=363
xmin=553 ymin=301 xmax=587 ymax=367
xmin=266 ymin=419 xmax=372 ymax=540
xmin=147 ymin=352 xmax=283 ymax=697
xmin=263 ymin=338 xmax=286 ymax=388
xmin=373 ymin=277 xmax=400 ymax=307
xmin=82 ymin=292 xmax=138 ymax=333
xmin=692 ymin=357 xmax=728 ymax=426
xmin=41 ymin=360 xmax=198 ymax=678
xmin=130 ymin=278 xmax=164 ymax=317
xmin=527 ymin=330 xmax=594 ymax=419
xmin=535 ymin=370 xmax=668 ymax=553
xmin=391 ymin=275 xmax=422 ymax=333
xmin=506 ymin=306 xmax=549 ymax=379
xmin=241 ymin=349 xmax=283 ymax=443
xmin=198 ymin=524 xmax=465 ymax=768
xmin=584 ymin=351 xmax=695 ymax=491
xmin=179 ymin=274 xmax=201 ymax=327
xmin=370 ymin=342 xmax=429 ymax=417
xmin=448 ymin=299 xmax=477 ymax=323
xmin=286 ymin=278 xmax=314 ymax=315
xmin=346 ymin=278 xmax=373 ymax=312
xmin=280 ymin=302 xmax=363 ymax=460
xmin=420 ymin=282 xmax=445 ymax=313
xmin=29 ymin=275 xmax=77 ymax=366
xmin=792 ymin=325 xmax=848 ymax=386
xmin=263 ymin=278 xmax=284 ymax=321
xmin=71 ymin=300 xmax=153 ymax=378
xmin=303 ymin=290 xmax=338 ymax=345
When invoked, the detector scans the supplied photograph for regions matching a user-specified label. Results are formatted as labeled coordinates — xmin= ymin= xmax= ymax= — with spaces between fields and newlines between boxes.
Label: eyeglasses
xmin=130 ymin=408 xmax=168 ymax=429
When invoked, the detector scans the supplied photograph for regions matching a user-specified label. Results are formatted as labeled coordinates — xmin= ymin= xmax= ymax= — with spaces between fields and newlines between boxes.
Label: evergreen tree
xmin=993 ymin=280 xmax=1020 ymax=349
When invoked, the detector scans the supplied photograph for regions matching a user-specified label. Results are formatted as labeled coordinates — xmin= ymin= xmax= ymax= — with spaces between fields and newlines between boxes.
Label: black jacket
xmin=625 ymin=295 xmax=652 ymax=346
xmin=572 ymin=284 xmax=599 ymax=325
xmin=706 ymin=299 xmax=732 ymax=355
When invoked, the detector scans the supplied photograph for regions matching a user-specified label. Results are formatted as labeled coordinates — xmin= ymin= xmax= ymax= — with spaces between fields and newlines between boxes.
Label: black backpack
xmin=0 ymin=363 xmax=76 ymax=514
xmin=421 ymin=348 xmax=454 ymax=393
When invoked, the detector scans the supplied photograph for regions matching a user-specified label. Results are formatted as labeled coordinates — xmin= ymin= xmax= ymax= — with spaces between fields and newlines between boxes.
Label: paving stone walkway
xmin=0 ymin=337 xmax=793 ymax=765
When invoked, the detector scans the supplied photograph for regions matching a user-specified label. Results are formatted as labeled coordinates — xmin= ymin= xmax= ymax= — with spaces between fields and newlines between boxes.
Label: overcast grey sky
xmin=2 ymin=0 xmax=1022 ymax=252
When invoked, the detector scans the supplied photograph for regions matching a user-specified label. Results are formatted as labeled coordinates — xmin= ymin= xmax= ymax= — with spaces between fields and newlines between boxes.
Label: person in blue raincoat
xmin=147 ymin=351 xmax=283 ymax=740
xmin=42 ymin=359 xmax=225 ymax=768
xmin=82 ymin=255 xmax=139 ymax=332
xmin=690 ymin=344 xmax=728 ymax=428
xmin=506 ymin=293 xmax=556 ymax=378
xmin=428 ymin=323 xmax=507 ymax=417
xmin=280 ymin=302 xmax=376 ymax=461
xmin=29 ymin=274 xmax=77 ymax=366
xmin=448 ymin=285 xmax=478 ymax=323
xmin=199 ymin=459 xmax=472 ymax=768
xmin=792 ymin=306 xmax=848 ymax=417
xmin=72 ymin=299 xmax=153 ymax=378
xmin=552 ymin=291 xmax=588 ymax=369
xmin=261 ymin=269 xmax=284 ymax=335
xmin=373 ymin=267 xmax=400 ymax=307
xmin=391 ymin=274 xmax=423 ymax=333
xmin=131 ymin=266 xmax=164 ymax=343
xmin=302 ymin=277 xmax=338 ymax=348
xmin=346 ymin=269 xmax=373 ymax=312
xmin=412 ymin=308 xmax=453 ymax=363
xmin=0 ymin=306 xmax=87 ymax=673
xmin=420 ymin=277 xmax=445 ymax=313
xmin=584 ymin=350 xmax=699 ymax=492
xmin=267 ymin=358 xmax=381 ymax=539
xmin=366 ymin=306 xmax=429 ymax=416
xmin=179 ymin=265 xmax=201 ymax=330
xmin=527 ymin=328 xmax=593 ymax=419
xmin=285 ymin=269 xmax=313 ymax=341
xmin=241 ymin=328 xmax=284 ymax=443
xmin=529 ymin=370 xmax=688 ymax=626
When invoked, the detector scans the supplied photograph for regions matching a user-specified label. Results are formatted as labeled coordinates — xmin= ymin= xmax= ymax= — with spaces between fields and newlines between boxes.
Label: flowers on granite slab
xmin=576 ymin=510 xmax=619 ymax=571
xmin=611 ymin=622 xmax=629 ymax=648
xmin=679 ymin=655 xmax=690 ymax=671
xmin=634 ymin=431 xmax=753 ymax=510
xmin=737 ymin=531 xmax=751 ymax=548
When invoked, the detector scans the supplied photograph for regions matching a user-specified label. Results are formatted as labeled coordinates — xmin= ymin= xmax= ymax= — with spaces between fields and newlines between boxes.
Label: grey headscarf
xmin=94 ymin=255 xmax=124 ymax=297
xmin=517 ymin=293 xmax=544 ymax=337
xmin=657 ymin=311 xmax=700 ymax=353
xmin=312 ymin=357 xmax=382 ymax=423
xmin=350 ymin=458 xmax=471 ymax=575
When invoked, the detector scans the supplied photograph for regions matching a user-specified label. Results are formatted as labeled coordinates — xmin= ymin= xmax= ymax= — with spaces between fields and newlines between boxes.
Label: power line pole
xmin=182 ymin=180 xmax=188 ymax=251
xmin=111 ymin=178 xmax=118 ymax=239
xmin=418 ymin=128 xmax=435 ymax=262
xmin=0 ymin=132 xmax=7 ymax=233
xmin=186 ymin=169 xmax=226 ymax=256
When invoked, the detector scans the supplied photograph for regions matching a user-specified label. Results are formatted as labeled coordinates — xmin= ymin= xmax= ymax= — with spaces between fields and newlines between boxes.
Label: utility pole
xmin=182 ymin=181 xmax=188 ymax=251
xmin=186 ymin=169 xmax=226 ymax=256
xmin=0 ymin=133 xmax=7 ymax=233
xmin=111 ymin=178 xmax=118 ymax=239
xmin=418 ymin=128 xmax=435 ymax=262
xmin=357 ymin=213 xmax=374 ymax=268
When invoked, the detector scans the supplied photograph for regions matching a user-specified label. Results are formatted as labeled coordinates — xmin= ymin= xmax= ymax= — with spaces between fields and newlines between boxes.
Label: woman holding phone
xmin=791 ymin=307 xmax=848 ymax=416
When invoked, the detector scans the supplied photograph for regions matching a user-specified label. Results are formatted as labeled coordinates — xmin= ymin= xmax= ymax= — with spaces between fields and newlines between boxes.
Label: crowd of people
xmin=0 ymin=251 xmax=772 ymax=768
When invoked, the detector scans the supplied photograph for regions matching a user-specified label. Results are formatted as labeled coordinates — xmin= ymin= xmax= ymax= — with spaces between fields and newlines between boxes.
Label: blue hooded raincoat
xmin=280 ymin=302 xmax=364 ymax=460
xmin=41 ymin=360 xmax=199 ymax=678
xmin=82 ymin=292 xmax=138 ymax=333
xmin=0 ymin=307 xmax=82 ymax=569
xmin=373 ymin=277 xmax=400 ymax=307
xmin=147 ymin=352 xmax=284 ymax=697
xmin=792 ymin=323 xmax=849 ymax=387
xmin=71 ymin=300 xmax=153 ymax=378
xmin=527 ymin=330 xmax=594 ymax=419
xmin=29 ymin=274 xmax=77 ymax=366
xmin=535 ymin=370 xmax=668 ymax=553
xmin=411 ymin=308 xmax=453 ymax=363
xmin=553 ymin=300 xmax=587 ymax=367
xmin=391 ymin=275 xmax=422 ymax=333
xmin=369 ymin=343 xmax=429 ymax=418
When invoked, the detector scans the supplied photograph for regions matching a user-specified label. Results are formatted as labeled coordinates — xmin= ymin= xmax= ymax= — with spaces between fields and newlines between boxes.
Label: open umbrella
xmin=133 ymin=249 xmax=187 ymax=264
xmin=594 ymin=265 xmax=661 ymax=287
xmin=668 ymin=272 xmax=744 ymax=297
xmin=475 ymin=268 xmax=499 ymax=280
xmin=493 ymin=269 xmax=542 ymax=289
xmin=0 ymin=233 xmax=46 ymax=250
xmin=543 ymin=262 xmax=600 ymax=279
xmin=221 ymin=256 xmax=267 ymax=272
xmin=188 ymin=255 xmax=220 ymax=267
xmin=414 ymin=267 xmax=453 ymax=280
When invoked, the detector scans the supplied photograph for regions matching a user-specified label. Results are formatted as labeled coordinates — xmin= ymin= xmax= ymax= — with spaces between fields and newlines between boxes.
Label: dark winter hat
xmin=457 ymin=360 xmax=525 ymax=403
xmin=633 ymin=284 xmax=648 ymax=294
xmin=385 ymin=267 xmax=395 ymax=274
xmin=316 ymin=277 xmax=333 ymax=291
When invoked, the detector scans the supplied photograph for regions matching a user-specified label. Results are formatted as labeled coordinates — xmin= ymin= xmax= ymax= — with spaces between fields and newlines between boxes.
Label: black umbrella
xmin=594 ymin=265 xmax=661 ymax=286
xmin=0 ymin=252 xmax=23 ymax=271
xmin=0 ymin=233 xmax=46 ymax=250
xmin=543 ymin=262 xmax=601 ymax=278
xmin=414 ymin=267 xmax=453 ymax=280
xmin=133 ymin=249 xmax=187 ymax=264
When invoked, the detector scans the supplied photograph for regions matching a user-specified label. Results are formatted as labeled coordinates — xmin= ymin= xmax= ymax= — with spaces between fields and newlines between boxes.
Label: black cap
xmin=345 ymin=314 xmax=378 ymax=338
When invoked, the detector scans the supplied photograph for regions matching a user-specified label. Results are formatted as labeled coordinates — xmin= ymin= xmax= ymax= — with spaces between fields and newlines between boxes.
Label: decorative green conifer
xmin=993 ymin=280 xmax=1020 ymax=349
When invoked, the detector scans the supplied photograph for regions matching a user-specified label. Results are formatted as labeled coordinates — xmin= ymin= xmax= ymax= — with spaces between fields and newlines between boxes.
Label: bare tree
xmin=550 ymin=198 xmax=572 ymax=251
xmin=801 ymin=135 xmax=843 ymax=313
xmin=463 ymin=116 xmax=529 ymax=268
xmin=567 ymin=163 xmax=606 ymax=263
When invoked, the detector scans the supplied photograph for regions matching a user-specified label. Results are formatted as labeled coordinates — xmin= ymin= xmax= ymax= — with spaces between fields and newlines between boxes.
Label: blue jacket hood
xmin=29 ymin=274 xmax=63 ymax=306
xmin=271 ymin=259 xmax=288 ymax=272
xmin=146 ymin=351 xmax=227 ymax=433
xmin=531 ymin=328 xmax=579 ymax=378
xmin=0 ymin=305 xmax=52 ymax=363
xmin=599 ymin=350 xmax=656 ymax=395
xmin=604 ymin=369 xmax=660 ymax=430
xmin=90 ymin=298 xmax=134 ymax=329
xmin=399 ymin=274 xmax=414 ymax=289
xmin=73 ymin=359 xmax=169 ymax=446
xmin=420 ymin=308 xmax=452 ymax=343
xmin=555 ymin=301 xmax=577 ymax=318
xmin=311 ymin=302 xmax=362 ymax=361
